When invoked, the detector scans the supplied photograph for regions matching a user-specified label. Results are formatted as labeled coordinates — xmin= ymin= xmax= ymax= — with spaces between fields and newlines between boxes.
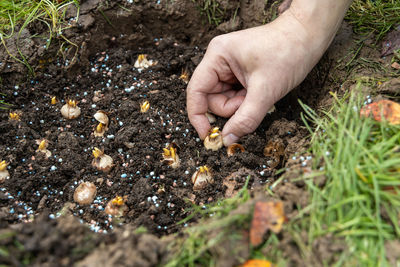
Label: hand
xmin=187 ymin=0 xmax=352 ymax=145
xmin=187 ymin=10 xmax=325 ymax=146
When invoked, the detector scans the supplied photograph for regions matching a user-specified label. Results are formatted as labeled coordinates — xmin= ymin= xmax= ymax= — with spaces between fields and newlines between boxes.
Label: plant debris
xmin=250 ymin=201 xmax=286 ymax=247
xmin=360 ymin=99 xmax=400 ymax=125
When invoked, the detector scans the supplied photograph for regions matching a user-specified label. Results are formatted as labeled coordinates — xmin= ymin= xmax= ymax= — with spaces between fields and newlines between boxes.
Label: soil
xmin=0 ymin=0 xmax=397 ymax=266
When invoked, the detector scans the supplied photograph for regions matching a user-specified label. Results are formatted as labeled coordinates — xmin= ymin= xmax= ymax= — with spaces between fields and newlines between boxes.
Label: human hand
xmin=187 ymin=1 xmax=351 ymax=146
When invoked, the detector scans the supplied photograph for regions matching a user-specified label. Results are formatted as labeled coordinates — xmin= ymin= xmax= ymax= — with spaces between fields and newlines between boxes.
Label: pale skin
xmin=187 ymin=0 xmax=353 ymax=146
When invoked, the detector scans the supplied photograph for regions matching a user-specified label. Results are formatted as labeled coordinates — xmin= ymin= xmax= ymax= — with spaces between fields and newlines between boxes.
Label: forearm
xmin=288 ymin=0 xmax=353 ymax=52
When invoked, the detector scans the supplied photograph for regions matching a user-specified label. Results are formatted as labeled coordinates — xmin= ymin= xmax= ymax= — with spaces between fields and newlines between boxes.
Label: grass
xmin=346 ymin=0 xmax=400 ymax=42
xmin=166 ymin=177 xmax=252 ymax=267
xmin=295 ymin=84 xmax=400 ymax=265
xmin=191 ymin=0 xmax=232 ymax=26
xmin=0 ymin=0 xmax=80 ymax=75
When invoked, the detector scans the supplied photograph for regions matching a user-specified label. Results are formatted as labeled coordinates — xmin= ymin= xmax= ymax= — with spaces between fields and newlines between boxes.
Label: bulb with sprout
xmin=134 ymin=54 xmax=157 ymax=69
xmin=61 ymin=99 xmax=81 ymax=119
xmin=204 ymin=127 xmax=223 ymax=151
xmin=93 ymin=111 xmax=109 ymax=137
xmin=9 ymin=112 xmax=21 ymax=121
xmin=36 ymin=139 xmax=52 ymax=159
xmin=105 ymin=195 xmax=128 ymax=217
xmin=191 ymin=165 xmax=214 ymax=191
xmin=162 ymin=143 xmax=180 ymax=169
xmin=73 ymin=182 xmax=97 ymax=205
xmin=0 ymin=160 xmax=10 ymax=183
xmin=91 ymin=147 xmax=114 ymax=172
xmin=140 ymin=100 xmax=150 ymax=113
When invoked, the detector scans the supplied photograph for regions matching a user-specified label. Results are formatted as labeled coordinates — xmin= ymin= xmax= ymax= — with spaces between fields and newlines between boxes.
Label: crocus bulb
xmin=91 ymin=147 xmax=113 ymax=172
xmin=36 ymin=139 xmax=52 ymax=158
xmin=179 ymin=69 xmax=190 ymax=84
xmin=9 ymin=112 xmax=21 ymax=121
xmin=61 ymin=99 xmax=81 ymax=119
xmin=105 ymin=195 xmax=128 ymax=217
xmin=0 ymin=160 xmax=10 ymax=183
xmin=162 ymin=143 xmax=180 ymax=169
xmin=140 ymin=100 xmax=150 ymax=113
xmin=51 ymin=96 xmax=57 ymax=105
xmin=73 ymin=181 xmax=97 ymax=205
xmin=94 ymin=122 xmax=107 ymax=137
xmin=204 ymin=127 xmax=223 ymax=151
xmin=227 ymin=143 xmax=245 ymax=157
xmin=134 ymin=54 xmax=157 ymax=69
xmin=191 ymin=165 xmax=213 ymax=191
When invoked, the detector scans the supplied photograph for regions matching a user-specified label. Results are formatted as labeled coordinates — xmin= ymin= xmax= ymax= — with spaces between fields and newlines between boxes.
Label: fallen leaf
xmin=360 ymin=99 xmax=400 ymax=125
xmin=391 ymin=62 xmax=400 ymax=70
xmin=242 ymin=259 xmax=274 ymax=267
xmin=250 ymin=201 xmax=286 ymax=247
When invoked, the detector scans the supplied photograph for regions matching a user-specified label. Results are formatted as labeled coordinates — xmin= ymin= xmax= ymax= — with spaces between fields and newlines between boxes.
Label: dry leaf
xmin=242 ymin=259 xmax=273 ymax=267
xmin=360 ymin=99 xmax=400 ymax=125
xmin=250 ymin=201 xmax=286 ymax=247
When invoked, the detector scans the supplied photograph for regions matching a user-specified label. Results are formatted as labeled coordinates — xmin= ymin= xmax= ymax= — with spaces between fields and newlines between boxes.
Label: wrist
xmin=287 ymin=0 xmax=352 ymax=54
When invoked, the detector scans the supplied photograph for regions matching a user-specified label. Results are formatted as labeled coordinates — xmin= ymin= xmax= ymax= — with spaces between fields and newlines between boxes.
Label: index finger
xmin=186 ymin=60 xmax=220 ymax=139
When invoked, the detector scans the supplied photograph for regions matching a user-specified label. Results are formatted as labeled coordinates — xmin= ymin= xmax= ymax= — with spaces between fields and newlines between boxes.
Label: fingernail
xmin=223 ymin=133 xmax=238 ymax=146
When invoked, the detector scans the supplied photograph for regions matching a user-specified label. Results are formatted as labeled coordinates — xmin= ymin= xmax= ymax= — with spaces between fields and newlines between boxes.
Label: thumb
xmin=221 ymin=80 xmax=275 ymax=146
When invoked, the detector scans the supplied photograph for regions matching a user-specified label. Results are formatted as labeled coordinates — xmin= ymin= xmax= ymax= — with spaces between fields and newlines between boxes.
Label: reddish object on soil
xmin=242 ymin=259 xmax=273 ymax=267
xmin=360 ymin=99 xmax=400 ymax=125
xmin=250 ymin=201 xmax=285 ymax=247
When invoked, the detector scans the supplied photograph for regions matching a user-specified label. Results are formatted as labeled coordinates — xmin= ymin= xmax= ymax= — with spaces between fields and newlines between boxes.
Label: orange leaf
xmin=250 ymin=201 xmax=285 ymax=247
xmin=360 ymin=99 xmax=400 ymax=125
xmin=242 ymin=259 xmax=273 ymax=267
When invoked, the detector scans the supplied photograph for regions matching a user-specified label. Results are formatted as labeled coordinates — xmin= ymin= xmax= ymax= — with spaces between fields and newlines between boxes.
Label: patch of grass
xmin=191 ymin=0 xmax=228 ymax=26
xmin=346 ymin=0 xmax=400 ymax=42
xmin=296 ymin=84 xmax=400 ymax=265
xmin=0 ymin=0 xmax=80 ymax=75
xmin=166 ymin=177 xmax=251 ymax=267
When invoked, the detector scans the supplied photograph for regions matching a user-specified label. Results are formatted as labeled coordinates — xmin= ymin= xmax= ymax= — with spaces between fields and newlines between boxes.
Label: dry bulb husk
xmin=0 ymin=160 xmax=10 ymax=183
xmin=227 ymin=143 xmax=245 ymax=156
xmin=35 ymin=139 xmax=52 ymax=159
xmin=91 ymin=147 xmax=114 ymax=172
xmin=134 ymin=54 xmax=157 ymax=69
xmin=105 ymin=196 xmax=128 ymax=217
xmin=162 ymin=143 xmax=180 ymax=169
xmin=204 ymin=127 xmax=223 ymax=151
xmin=191 ymin=166 xmax=213 ymax=191
xmin=94 ymin=110 xmax=109 ymax=126
xmin=61 ymin=100 xmax=81 ymax=119
xmin=73 ymin=182 xmax=97 ymax=205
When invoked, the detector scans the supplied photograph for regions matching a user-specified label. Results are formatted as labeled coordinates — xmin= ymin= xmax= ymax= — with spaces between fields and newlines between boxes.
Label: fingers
xmin=187 ymin=59 xmax=220 ymax=139
xmin=221 ymin=80 xmax=275 ymax=146
xmin=207 ymin=89 xmax=245 ymax=118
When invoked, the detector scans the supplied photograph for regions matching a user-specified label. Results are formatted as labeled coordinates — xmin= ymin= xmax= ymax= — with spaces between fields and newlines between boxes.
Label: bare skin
xmin=187 ymin=0 xmax=353 ymax=146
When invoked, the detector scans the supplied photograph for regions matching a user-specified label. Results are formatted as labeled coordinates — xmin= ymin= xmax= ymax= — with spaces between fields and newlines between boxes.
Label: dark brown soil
xmin=0 ymin=0 xmax=383 ymax=266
